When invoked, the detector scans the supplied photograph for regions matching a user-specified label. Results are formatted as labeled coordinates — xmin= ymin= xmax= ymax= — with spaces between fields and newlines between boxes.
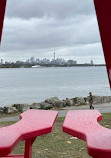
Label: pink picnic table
xmin=0 ymin=109 xmax=58 ymax=158
xmin=63 ymin=110 xmax=111 ymax=158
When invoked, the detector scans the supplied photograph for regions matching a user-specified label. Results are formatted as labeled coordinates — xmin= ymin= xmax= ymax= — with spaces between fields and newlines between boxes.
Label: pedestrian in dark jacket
xmin=89 ymin=92 xmax=94 ymax=109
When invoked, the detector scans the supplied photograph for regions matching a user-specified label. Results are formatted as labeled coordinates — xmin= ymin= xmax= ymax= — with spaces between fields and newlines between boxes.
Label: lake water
xmin=0 ymin=66 xmax=111 ymax=107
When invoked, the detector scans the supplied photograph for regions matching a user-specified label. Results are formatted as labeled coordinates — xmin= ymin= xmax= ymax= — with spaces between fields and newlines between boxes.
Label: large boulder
xmin=74 ymin=97 xmax=85 ymax=105
xmin=0 ymin=109 xmax=4 ymax=114
xmin=87 ymin=96 xmax=111 ymax=104
xmin=0 ymin=107 xmax=4 ymax=114
xmin=53 ymin=100 xmax=66 ymax=107
xmin=29 ymin=103 xmax=41 ymax=109
xmin=103 ymin=96 xmax=111 ymax=103
xmin=45 ymin=97 xmax=59 ymax=104
xmin=84 ymin=97 xmax=89 ymax=105
xmin=82 ymin=96 xmax=111 ymax=104
xmin=0 ymin=107 xmax=4 ymax=110
xmin=14 ymin=104 xmax=29 ymax=112
xmin=3 ymin=107 xmax=18 ymax=114
xmin=60 ymin=100 xmax=67 ymax=107
xmin=91 ymin=96 xmax=103 ymax=104
xmin=45 ymin=97 xmax=63 ymax=107
xmin=40 ymin=102 xmax=53 ymax=109
xmin=65 ymin=98 xmax=75 ymax=106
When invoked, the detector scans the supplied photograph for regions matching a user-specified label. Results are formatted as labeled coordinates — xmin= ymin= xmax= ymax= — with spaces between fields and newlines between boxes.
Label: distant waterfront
xmin=0 ymin=56 xmax=105 ymax=68
xmin=0 ymin=66 xmax=110 ymax=107
xmin=0 ymin=63 xmax=105 ymax=68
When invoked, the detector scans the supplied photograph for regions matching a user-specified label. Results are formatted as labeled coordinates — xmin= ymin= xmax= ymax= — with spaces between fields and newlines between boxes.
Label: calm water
xmin=0 ymin=66 xmax=110 ymax=107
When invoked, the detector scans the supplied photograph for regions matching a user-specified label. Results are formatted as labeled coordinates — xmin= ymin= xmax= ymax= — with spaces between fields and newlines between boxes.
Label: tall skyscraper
xmin=54 ymin=50 xmax=55 ymax=61
xmin=90 ymin=60 xmax=94 ymax=65
xmin=1 ymin=59 xmax=3 ymax=64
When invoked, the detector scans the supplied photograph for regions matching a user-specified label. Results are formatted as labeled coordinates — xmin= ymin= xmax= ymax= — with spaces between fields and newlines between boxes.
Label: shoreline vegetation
xmin=0 ymin=95 xmax=111 ymax=115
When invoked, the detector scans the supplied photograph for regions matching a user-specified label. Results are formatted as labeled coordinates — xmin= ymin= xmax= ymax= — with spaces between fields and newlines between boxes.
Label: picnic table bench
xmin=63 ymin=110 xmax=111 ymax=158
xmin=0 ymin=109 xmax=58 ymax=158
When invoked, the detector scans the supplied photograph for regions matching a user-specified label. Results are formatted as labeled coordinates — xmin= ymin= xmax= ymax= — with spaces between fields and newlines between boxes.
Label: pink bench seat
xmin=63 ymin=110 xmax=111 ymax=158
xmin=0 ymin=109 xmax=58 ymax=158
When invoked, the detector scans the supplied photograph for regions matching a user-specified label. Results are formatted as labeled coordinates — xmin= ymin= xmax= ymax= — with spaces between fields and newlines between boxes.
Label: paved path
xmin=58 ymin=102 xmax=111 ymax=117
xmin=0 ymin=116 xmax=19 ymax=122
xmin=0 ymin=102 xmax=111 ymax=122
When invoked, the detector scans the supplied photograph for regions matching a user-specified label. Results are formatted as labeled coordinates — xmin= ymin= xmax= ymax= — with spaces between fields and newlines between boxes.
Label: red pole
xmin=94 ymin=0 xmax=111 ymax=89
xmin=24 ymin=138 xmax=36 ymax=158
xmin=0 ymin=0 xmax=7 ymax=45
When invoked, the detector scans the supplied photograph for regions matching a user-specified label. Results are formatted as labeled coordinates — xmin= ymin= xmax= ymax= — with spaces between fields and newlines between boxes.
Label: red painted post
xmin=0 ymin=0 xmax=7 ymax=44
xmin=94 ymin=0 xmax=111 ymax=89
xmin=24 ymin=138 xmax=36 ymax=158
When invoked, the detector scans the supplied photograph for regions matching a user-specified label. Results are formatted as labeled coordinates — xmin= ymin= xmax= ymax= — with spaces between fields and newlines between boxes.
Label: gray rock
xmin=0 ymin=107 xmax=4 ymax=110
xmin=62 ymin=100 xmax=67 ymax=107
xmin=54 ymin=100 xmax=65 ymax=107
xmin=92 ymin=96 xmax=104 ymax=104
xmin=87 ymin=96 xmax=111 ymax=104
xmin=65 ymin=98 xmax=75 ymax=106
xmin=45 ymin=97 xmax=59 ymax=104
xmin=3 ymin=107 xmax=18 ymax=114
xmin=45 ymin=97 xmax=66 ymax=107
xmin=103 ymin=96 xmax=111 ymax=103
xmin=14 ymin=104 xmax=29 ymax=112
xmin=40 ymin=102 xmax=53 ymax=109
xmin=0 ymin=109 xmax=3 ymax=114
xmin=60 ymin=100 xmax=67 ymax=107
xmin=83 ymin=97 xmax=89 ymax=105
xmin=84 ymin=97 xmax=87 ymax=102
xmin=74 ymin=97 xmax=85 ymax=105
xmin=29 ymin=103 xmax=41 ymax=109
xmin=0 ymin=107 xmax=4 ymax=114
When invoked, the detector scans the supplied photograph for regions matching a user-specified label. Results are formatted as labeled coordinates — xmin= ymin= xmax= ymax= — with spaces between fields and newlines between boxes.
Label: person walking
xmin=89 ymin=92 xmax=94 ymax=109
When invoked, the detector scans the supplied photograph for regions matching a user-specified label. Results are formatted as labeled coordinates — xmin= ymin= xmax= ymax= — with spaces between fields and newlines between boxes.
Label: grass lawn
xmin=0 ymin=113 xmax=111 ymax=158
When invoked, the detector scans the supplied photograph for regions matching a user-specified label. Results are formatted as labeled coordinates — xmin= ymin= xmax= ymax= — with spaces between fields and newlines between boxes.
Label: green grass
xmin=0 ymin=113 xmax=20 ymax=118
xmin=79 ymin=102 xmax=87 ymax=105
xmin=0 ymin=113 xmax=111 ymax=158
xmin=99 ymin=113 xmax=111 ymax=128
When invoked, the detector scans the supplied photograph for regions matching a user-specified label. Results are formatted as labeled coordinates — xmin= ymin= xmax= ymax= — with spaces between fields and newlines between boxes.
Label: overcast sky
xmin=0 ymin=0 xmax=105 ymax=64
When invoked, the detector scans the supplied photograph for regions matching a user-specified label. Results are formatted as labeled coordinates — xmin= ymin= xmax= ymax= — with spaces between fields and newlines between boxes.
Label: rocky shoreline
xmin=0 ymin=96 xmax=111 ymax=114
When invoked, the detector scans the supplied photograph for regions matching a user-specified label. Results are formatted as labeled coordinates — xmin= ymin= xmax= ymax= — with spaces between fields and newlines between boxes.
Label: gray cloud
xmin=1 ymin=0 xmax=104 ymax=64
xmin=6 ymin=0 xmax=95 ymax=19
xmin=2 ymin=15 xmax=100 ymax=49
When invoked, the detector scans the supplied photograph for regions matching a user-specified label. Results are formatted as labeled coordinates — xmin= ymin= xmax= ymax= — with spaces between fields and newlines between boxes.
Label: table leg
xmin=24 ymin=137 xmax=36 ymax=158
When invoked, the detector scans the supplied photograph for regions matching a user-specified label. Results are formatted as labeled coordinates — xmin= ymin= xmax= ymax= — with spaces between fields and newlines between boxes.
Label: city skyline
xmin=0 ymin=54 xmax=97 ymax=65
xmin=0 ymin=53 xmax=95 ymax=65
xmin=0 ymin=50 xmax=105 ymax=65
